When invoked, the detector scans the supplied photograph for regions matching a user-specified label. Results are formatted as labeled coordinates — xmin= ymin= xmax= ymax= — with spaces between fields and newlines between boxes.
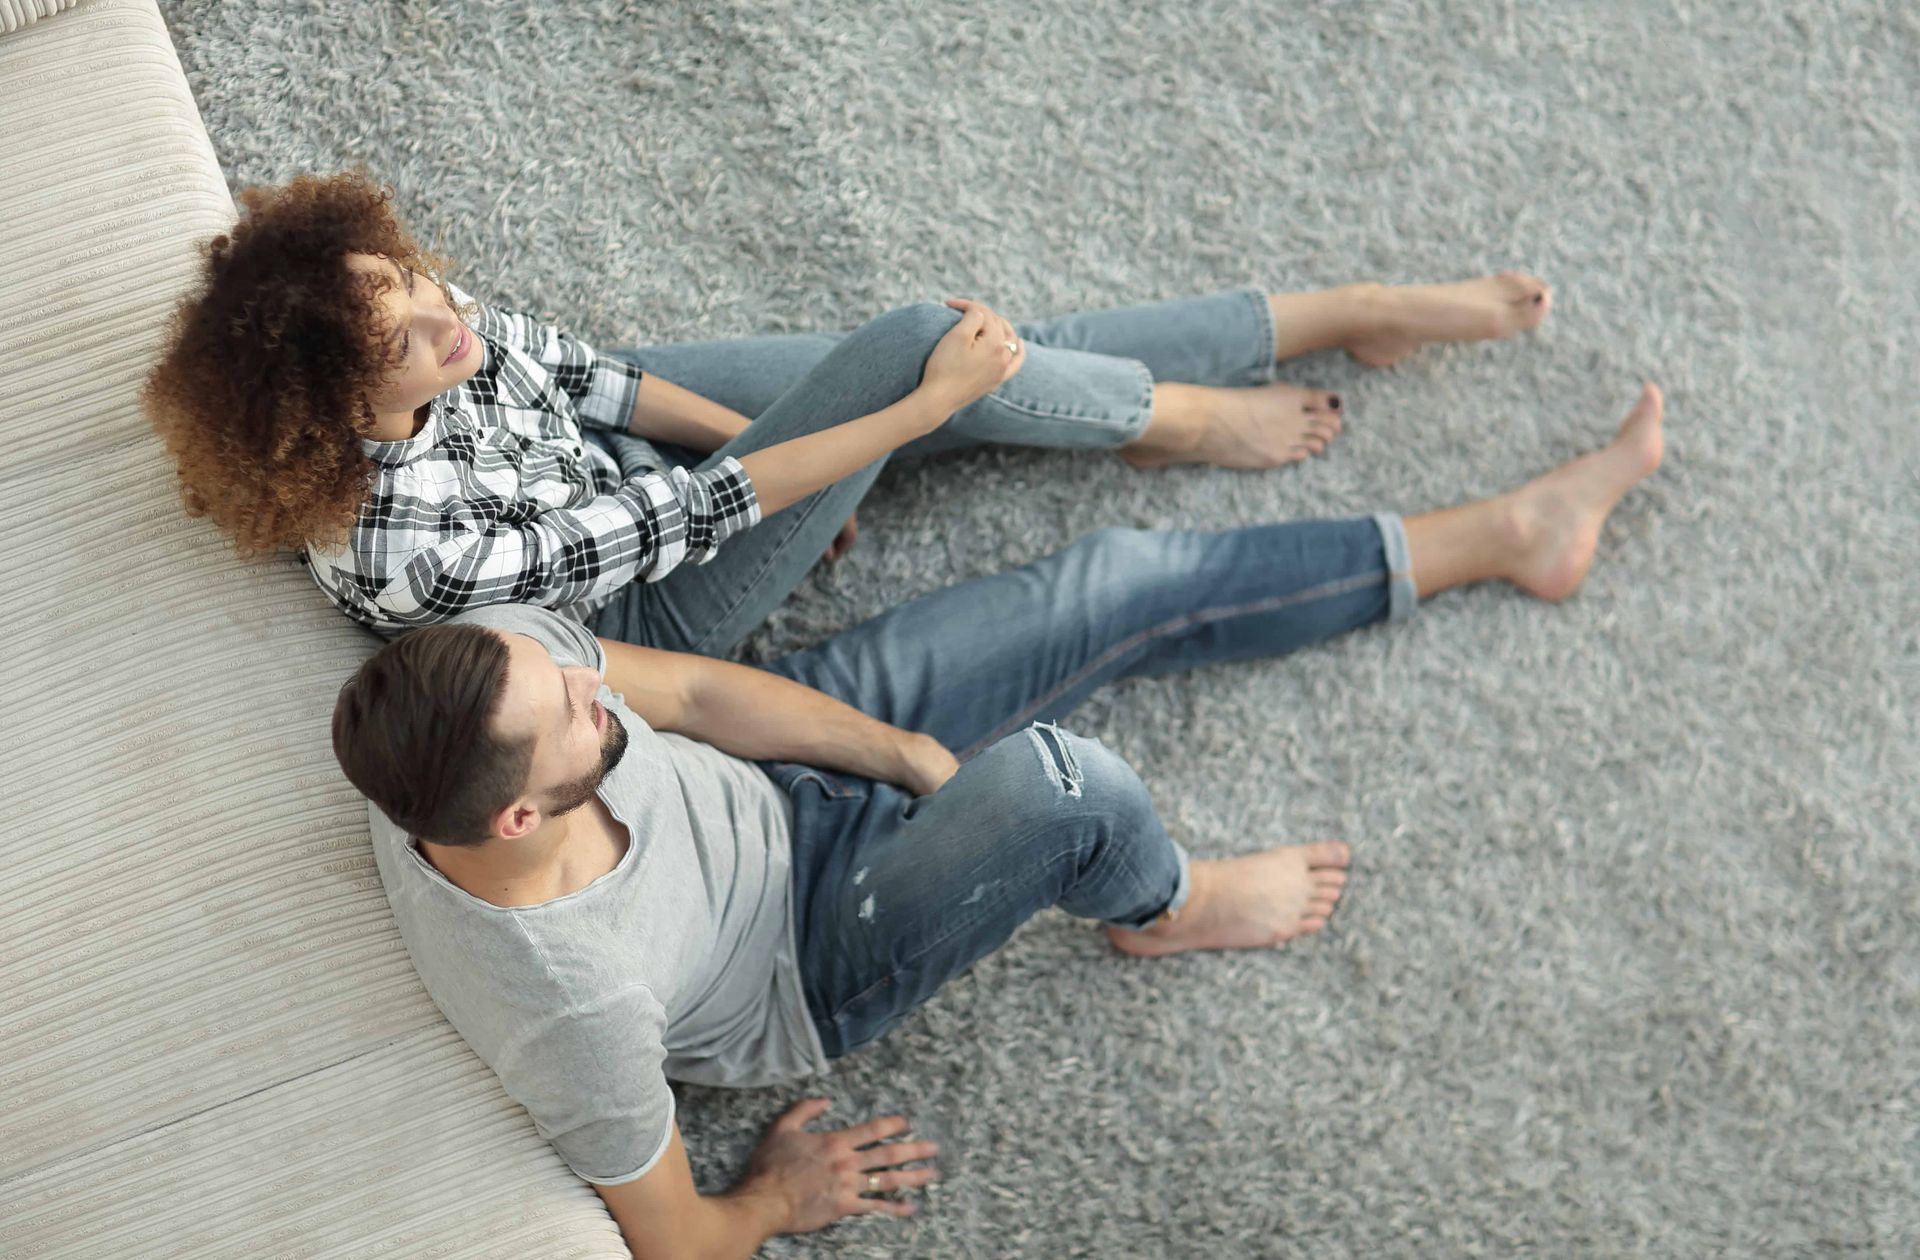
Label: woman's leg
xmin=891 ymin=287 xmax=1280 ymax=462
xmin=605 ymin=332 xmax=842 ymax=426
xmin=588 ymin=303 xmax=958 ymax=655
xmin=1120 ymin=271 xmax=1554 ymax=470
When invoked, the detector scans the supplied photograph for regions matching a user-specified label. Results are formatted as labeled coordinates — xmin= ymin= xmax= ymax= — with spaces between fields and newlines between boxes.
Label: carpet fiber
xmin=158 ymin=1 xmax=1918 ymax=1254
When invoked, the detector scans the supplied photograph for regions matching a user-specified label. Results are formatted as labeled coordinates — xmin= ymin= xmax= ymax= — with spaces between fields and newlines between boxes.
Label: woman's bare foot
xmin=1107 ymin=841 xmax=1352 ymax=957
xmin=1120 ymin=381 xmax=1344 ymax=471
xmin=1342 ymin=272 xmax=1552 ymax=368
xmin=1502 ymin=383 xmax=1666 ymax=601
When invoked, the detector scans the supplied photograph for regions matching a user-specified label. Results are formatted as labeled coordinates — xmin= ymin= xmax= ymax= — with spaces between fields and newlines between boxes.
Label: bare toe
xmin=1497 ymin=270 xmax=1552 ymax=332
xmin=1307 ymin=841 xmax=1351 ymax=868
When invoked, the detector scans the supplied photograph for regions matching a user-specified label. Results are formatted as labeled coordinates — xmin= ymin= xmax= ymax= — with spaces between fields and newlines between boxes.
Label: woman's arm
xmin=733 ymin=302 xmax=1020 ymax=515
xmin=627 ymin=373 xmax=751 ymax=450
xmin=332 ymin=462 xmax=759 ymax=631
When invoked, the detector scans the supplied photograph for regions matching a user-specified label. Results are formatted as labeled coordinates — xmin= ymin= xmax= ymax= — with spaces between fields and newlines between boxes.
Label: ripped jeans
xmin=762 ymin=514 xmax=1419 ymax=1059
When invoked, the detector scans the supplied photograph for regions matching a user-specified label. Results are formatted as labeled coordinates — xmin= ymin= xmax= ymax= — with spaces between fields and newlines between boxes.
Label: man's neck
xmin=418 ymin=811 xmax=580 ymax=908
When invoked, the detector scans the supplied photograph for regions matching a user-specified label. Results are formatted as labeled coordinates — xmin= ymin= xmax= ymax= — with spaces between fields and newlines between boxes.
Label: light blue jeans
xmin=585 ymin=288 xmax=1278 ymax=655
xmin=759 ymin=514 xmax=1419 ymax=1058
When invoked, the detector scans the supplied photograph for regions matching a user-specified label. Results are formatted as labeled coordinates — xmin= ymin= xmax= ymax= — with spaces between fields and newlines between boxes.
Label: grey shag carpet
xmin=158 ymin=2 xmax=1918 ymax=1255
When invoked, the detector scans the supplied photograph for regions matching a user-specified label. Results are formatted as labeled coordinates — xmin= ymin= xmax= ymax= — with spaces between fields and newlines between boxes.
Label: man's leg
xmin=775 ymin=383 xmax=1664 ymax=987
xmin=780 ymin=727 xmax=1208 ymax=1058
xmin=765 ymin=382 xmax=1664 ymax=751
xmin=764 ymin=506 xmax=1416 ymax=760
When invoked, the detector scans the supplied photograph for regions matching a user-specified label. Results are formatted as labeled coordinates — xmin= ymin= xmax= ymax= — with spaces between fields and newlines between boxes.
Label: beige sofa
xmin=0 ymin=3 xmax=631 ymax=1253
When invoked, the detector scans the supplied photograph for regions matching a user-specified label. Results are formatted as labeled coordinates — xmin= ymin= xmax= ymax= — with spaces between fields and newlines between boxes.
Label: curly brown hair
xmin=143 ymin=169 xmax=456 ymax=555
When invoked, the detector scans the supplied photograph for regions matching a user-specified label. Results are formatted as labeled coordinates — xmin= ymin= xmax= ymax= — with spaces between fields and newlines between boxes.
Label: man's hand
xmin=745 ymin=1100 xmax=939 ymax=1233
xmin=824 ymin=512 xmax=859 ymax=563
xmin=891 ymin=731 xmax=959 ymax=796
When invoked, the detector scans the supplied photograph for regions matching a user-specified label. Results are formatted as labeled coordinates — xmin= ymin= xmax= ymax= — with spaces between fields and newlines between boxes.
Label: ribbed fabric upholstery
xmin=0 ymin=4 xmax=626 ymax=1254
xmin=2 ymin=1027 xmax=628 ymax=1257
xmin=0 ymin=0 xmax=78 ymax=34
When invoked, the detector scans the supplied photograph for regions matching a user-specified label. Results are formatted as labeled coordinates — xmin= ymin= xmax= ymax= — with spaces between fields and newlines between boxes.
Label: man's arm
xmin=596 ymin=1105 xmax=934 ymax=1260
xmin=627 ymin=373 xmax=752 ymax=451
xmin=599 ymin=638 xmax=959 ymax=795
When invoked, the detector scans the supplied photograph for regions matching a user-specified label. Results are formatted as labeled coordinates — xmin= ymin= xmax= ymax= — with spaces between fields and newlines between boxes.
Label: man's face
xmin=493 ymin=631 xmax=630 ymax=830
xmin=344 ymin=252 xmax=483 ymax=419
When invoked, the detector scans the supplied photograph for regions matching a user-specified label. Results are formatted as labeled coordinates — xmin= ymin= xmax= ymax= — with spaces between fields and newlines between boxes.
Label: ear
xmin=492 ymin=798 xmax=543 ymax=843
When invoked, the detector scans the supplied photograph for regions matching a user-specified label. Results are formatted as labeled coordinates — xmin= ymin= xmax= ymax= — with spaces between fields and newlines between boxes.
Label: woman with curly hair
xmin=144 ymin=169 xmax=1549 ymax=654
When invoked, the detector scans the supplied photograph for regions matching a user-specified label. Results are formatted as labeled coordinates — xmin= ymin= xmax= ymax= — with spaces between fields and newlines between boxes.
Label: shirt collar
xmin=361 ymin=393 xmax=449 ymax=467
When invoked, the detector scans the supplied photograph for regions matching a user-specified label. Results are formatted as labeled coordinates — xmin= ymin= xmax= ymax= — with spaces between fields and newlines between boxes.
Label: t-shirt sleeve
xmin=447 ymin=602 xmax=607 ymax=673
xmin=492 ymin=982 xmax=678 ymax=1186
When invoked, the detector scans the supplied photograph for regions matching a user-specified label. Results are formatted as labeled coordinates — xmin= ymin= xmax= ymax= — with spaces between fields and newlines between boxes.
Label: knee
xmin=1051 ymin=525 xmax=1189 ymax=622
xmin=845 ymin=301 xmax=960 ymax=357
xmin=1071 ymin=525 xmax=1159 ymax=569
xmin=983 ymin=722 xmax=1154 ymax=824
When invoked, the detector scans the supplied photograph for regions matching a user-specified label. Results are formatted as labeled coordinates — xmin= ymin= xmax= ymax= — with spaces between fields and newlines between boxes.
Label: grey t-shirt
xmin=362 ymin=602 xmax=828 ymax=1185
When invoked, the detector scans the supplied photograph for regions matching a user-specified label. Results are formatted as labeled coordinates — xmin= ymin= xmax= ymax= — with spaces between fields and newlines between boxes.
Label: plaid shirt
xmin=302 ymin=281 xmax=760 ymax=637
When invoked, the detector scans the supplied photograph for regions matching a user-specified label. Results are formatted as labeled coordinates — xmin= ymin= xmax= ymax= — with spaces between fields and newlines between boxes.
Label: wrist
xmin=882 ymin=728 xmax=921 ymax=783
xmin=907 ymin=384 xmax=959 ymax=430
xmin=722 ymin=1173 xmax=794 ymax=1237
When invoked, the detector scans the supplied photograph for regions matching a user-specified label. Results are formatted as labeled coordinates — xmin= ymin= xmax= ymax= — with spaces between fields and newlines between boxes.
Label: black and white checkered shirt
xmin=302 ymin=282 xmax=760 ymax=637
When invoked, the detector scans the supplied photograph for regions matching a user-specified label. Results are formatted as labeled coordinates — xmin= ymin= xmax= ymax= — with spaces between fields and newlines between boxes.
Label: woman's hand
xmin=918 ymin=298 xmax=1026 ymax=416
xmin=746 ymin=1099 xmax=940 ymax=1234
xmin=824 ymin=512 xmax=859 ymax=563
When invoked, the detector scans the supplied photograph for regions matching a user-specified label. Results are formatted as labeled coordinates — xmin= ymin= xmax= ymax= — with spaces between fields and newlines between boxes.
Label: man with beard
xmin=328 ymin=380 xmax=1662 ymax=1260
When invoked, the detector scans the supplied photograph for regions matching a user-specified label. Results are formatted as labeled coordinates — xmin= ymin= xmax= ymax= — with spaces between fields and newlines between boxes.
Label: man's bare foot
xmin=1120 ymin=381 xmax=1343 ymax=471
xmin=1342 ymin=272 xmax=1552 ymax=368
xmin=1107 ymin=841 xmax=1352 ymax=957
xmin=1502 ymin=383 xmax=1666 ymax=602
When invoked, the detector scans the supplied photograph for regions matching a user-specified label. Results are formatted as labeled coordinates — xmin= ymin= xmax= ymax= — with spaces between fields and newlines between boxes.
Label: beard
xmin=541 ymin=706 xmax=632 ymax=819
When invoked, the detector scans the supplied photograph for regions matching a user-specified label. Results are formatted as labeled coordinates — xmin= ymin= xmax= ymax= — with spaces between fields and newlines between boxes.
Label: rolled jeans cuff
xmin=1373 ymin=511 xmax=1419 ymax=622
xmin=1105 ymin=837 xmax=1192 ymax=930
xmin=1237 ymin=285 xmax=1277 ymax=382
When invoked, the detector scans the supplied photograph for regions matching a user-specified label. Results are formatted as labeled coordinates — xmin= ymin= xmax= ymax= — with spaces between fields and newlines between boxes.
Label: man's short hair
xmin=332 ymin=624 xmax=532 ymax=846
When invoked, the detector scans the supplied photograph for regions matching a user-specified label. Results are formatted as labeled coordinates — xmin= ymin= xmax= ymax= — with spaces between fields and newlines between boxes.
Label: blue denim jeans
xmin=586 ymin=288 xmax=1276 ymax=655
xmin=760 ymin=514 xmax=1419 ymax=1058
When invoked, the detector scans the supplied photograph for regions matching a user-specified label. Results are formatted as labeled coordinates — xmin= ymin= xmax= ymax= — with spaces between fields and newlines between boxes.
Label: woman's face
xmin=346 ymin=252 xmax=482 ymax=421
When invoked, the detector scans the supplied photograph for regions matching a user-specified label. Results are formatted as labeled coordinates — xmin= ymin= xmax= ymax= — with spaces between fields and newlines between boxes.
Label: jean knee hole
xmin=1025 ymin=722 xmax=1084 ymax=798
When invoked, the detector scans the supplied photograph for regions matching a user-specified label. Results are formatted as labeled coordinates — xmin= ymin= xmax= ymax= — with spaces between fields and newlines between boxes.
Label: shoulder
xmin=444 ymin=602 xmax=606 ymax=672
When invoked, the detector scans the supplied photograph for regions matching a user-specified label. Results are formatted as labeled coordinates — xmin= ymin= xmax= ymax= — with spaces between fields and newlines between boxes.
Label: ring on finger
xmin=865 ymin=1173 xmax=881 ymax=1194
xmin=1004 ymin=340 xmax=1019 ymax=355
